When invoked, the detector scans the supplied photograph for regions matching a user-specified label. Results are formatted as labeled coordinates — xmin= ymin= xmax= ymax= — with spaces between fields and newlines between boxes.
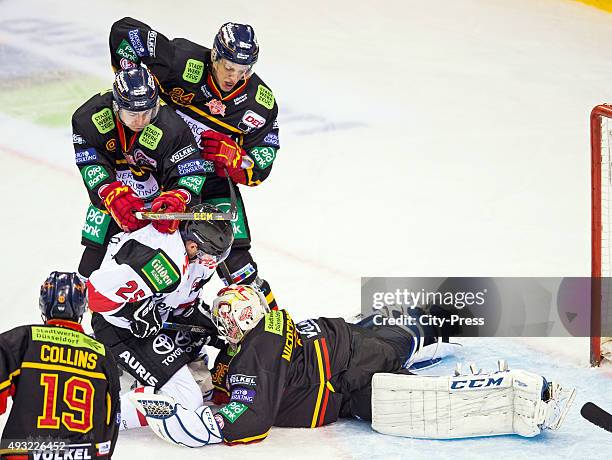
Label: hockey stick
xmin=136 ymin=173 xmax=238 ymax=221
xmin=581 ymin=402 xmax=612 ymax=433
xmin=162 ymin=321 xmax=213 ymax=335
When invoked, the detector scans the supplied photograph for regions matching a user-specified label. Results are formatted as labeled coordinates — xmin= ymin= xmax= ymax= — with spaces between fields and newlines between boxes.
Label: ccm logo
xmin=450 ymin=377 xmax=505 ymax=390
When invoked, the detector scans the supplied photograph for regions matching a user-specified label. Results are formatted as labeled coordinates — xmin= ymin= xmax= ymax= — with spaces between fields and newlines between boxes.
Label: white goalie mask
xmin=211 ymin=285 xmax=270 ymax=344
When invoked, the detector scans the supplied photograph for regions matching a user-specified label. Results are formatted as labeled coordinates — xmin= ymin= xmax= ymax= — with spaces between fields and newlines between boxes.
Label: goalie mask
xmin=212 ymin=285 xmax=269 ymax=344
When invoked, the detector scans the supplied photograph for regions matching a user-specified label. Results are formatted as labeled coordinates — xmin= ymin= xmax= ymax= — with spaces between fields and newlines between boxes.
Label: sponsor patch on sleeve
xmin=75 ymin=148 xmax=98 ymax=165
xmin=262 ymin=132 xmax=280 ymax=147
xmin=177 ymin=159 xmax=213 ymax=176
xmin=116 ymin=39 xmax=138 ymax=63
xmin=264 ymin=310 xmax=283 ymax=336
xmin=80 ymin=165 xmax=110 ymax=190
xmin=228 ymin=374 xmax=257 ymax=387
xmin=140 ymin=252 xmax=180 ymax=292
xmin=255 ymin=85 xmax=275 ymax=109
xmin=91 ymin=108 xmax=115 ymax=134
xmin=218 ymin=401 xmax=248 ymax=423
xmin=183 ymin=59 xmax=205 ymax=84
xmin=230 ymin=387 xmax=256 ymax=404
xmin=178 ymin=175 xmax=206 ymax=194
xmin=128 ymin=29 xmax=148 ymax=57
xmin=170 ymin=145 xmax=199 ymax=163
xmin=249 ymin=146 xmax=277 ymax=170
xmin=72 ymin=133 xmax=86 ymax=145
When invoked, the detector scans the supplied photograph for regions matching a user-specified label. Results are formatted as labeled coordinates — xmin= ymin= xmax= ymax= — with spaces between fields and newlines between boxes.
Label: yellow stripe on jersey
xmin=106 ymin=392 xmax=112 ymax=425
xmin=21 ymin=362 xmax=107 ymax=380
xmin=0 ymin=368 xmax=21 ymax=391
xmin=310 ymin=339 xmax=326 ymax=428
xmin=226 ymin=430 xmax=270 ymax=444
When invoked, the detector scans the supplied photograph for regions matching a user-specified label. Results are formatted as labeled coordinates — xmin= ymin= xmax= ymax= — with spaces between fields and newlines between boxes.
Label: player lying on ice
xmin=128 ymin=285 xmax=576 ymax=446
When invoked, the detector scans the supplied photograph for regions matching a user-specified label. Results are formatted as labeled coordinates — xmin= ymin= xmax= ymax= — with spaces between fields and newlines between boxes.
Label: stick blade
xmin=581 ymin=402 xmax=612 ymax=433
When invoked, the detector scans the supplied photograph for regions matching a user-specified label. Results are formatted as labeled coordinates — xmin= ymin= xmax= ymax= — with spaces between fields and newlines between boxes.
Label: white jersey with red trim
xmin=87 ymin=224 xmax=214 ymax=329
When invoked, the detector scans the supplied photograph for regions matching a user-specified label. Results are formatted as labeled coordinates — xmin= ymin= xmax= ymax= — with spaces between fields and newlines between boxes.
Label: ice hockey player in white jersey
xmin=86 ymin=203 xmax=233 ymax=431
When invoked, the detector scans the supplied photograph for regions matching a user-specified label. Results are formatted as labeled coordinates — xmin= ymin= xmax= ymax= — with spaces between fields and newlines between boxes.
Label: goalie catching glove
xmin=99 ymin=181 xmax=147 ymax=232
xmin=371 ymin=360 xmax=576 ymax=439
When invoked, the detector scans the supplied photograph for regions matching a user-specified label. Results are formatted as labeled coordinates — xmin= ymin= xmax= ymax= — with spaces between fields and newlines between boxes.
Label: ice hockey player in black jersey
xmin=73 ymin=65 xmax=204 ymax=279
xmin=0 ymin=272 xmax=120 ymax=459
xmin=129 ymin=285 xmax=575 ymax=447
xmin=109 ymin=17 xmax=281 ymax=308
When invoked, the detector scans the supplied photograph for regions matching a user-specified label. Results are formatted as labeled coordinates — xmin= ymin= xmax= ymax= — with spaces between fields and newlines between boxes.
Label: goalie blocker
xmin=372 ymin=360 xmax=575 ymax=439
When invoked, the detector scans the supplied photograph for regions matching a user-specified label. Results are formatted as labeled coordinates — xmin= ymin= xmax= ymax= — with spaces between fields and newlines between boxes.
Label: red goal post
xmin=590 ymin=104 xmax=612 ymax=366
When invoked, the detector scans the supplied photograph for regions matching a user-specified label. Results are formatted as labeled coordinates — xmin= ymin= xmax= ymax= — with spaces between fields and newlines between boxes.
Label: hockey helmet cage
xmin=212 ymin=285 xmax=270 ymax=344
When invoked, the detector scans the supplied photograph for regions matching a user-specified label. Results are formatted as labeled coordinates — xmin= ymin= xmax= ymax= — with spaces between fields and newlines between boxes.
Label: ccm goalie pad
xmin=371 ymin=360 xmax=575 ymax=438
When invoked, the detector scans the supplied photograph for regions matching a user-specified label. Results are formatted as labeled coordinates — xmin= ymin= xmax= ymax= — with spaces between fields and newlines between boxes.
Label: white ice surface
xmin=1 ymin=0 xmax=612 ymax=458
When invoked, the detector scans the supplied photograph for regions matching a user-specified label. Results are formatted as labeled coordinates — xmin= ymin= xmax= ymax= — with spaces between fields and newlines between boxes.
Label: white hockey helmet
xmin=211 ymin=285 xmax=270 ymax=344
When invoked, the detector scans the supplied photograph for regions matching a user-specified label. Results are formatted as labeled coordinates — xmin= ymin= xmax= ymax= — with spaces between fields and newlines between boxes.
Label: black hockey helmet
xmin=112 ymin=65 xmax=159 ymax=112
xmin=180 ymin=204 xmax=234 ymax=262
xmin=212 ymin=22 xmax=259 ymax=66
xmin=39 ymin=272 xmax=87 ymax=322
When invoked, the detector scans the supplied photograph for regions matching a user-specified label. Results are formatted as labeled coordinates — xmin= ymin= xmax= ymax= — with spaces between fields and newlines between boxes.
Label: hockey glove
xmin=201 ymin=130 xmax=246 ymax=173
xmin=99 ymin=181 xmax=147 ymax=232
xmin=150 ymin=189 xmax=189 ymax=234
xmin=130 ymin=298 xmax=162 ymax=338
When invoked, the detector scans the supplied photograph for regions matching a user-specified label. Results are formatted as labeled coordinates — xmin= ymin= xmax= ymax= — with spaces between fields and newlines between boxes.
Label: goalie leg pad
xmin=371 ymin=368 xmax=575 ymax=439
xmin=129 ymin=392 xmax=223 ymax=447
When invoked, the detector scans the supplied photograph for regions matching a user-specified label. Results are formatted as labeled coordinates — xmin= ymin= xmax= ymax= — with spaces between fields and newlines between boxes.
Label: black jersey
xmin=0 ymin=321 xmax=120 ymax=458
xmin=211 ymin=310 xmax=403 ymax=445
xmin=109 ymin=17 xmax=280 ymax=194
xmin=72 ymin=91 xmax=205 ymax=212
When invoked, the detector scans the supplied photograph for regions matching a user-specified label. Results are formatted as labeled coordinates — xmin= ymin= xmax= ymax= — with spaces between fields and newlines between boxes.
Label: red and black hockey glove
xmin=99 ymin=181 xmax=147 ymax=232
xmin=150 ymin=189 xmax=189 ymax=234
xmin=201 ymin=130 xmax=246 ymax=174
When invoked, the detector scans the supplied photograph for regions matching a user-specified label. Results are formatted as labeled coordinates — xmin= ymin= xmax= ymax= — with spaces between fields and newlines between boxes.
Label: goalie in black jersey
xmin=0 ymin=272 xmax=120 ymax=459
xmin=127 ymin=286 xmax=575 ymax=447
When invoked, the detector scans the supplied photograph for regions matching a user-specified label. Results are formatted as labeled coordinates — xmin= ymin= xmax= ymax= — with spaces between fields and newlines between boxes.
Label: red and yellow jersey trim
xmin=224 ymin=430 xmax=270 ymax=445
xmin=311 ymin=337 xmax=333 ymax=428
xmin=0 ymin=368 xmax=21 ymax=392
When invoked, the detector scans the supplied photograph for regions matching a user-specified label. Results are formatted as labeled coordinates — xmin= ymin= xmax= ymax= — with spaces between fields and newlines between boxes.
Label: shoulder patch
xmin=138 ymin=124 xmax=163 ymax=150
xmin=91 ymin=108 xmax=115 ymax=134
xmin=80 ymin=165 xmax=110 ymax=190
xmin=141 ymin=252 xmax=181 ymax=292
xmin=183 ymin=59 xmax=205 ymax=84
xmin=178 ymin=175 xmax=206 ymax=194
xmin=114 ymin=240 xmax=181 ymax=293
xmin=82 ymin=204 xmax=111 ymax=245
xmin=116 ymin=39 xmax=138 ymax=63
xmin=264 ymin=310 xmax=284 ymax=336
xmin=255 ymin=85 xmax=275 ymax=109
xmin=31 ymin=326 xmax=106 ymax=356
xmin=249 ymin=146 xmax=276 ymax=170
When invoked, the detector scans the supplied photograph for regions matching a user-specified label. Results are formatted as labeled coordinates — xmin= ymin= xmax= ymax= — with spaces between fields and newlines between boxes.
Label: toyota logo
xmin=152 ymin=334 xmax=175 ymax=355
